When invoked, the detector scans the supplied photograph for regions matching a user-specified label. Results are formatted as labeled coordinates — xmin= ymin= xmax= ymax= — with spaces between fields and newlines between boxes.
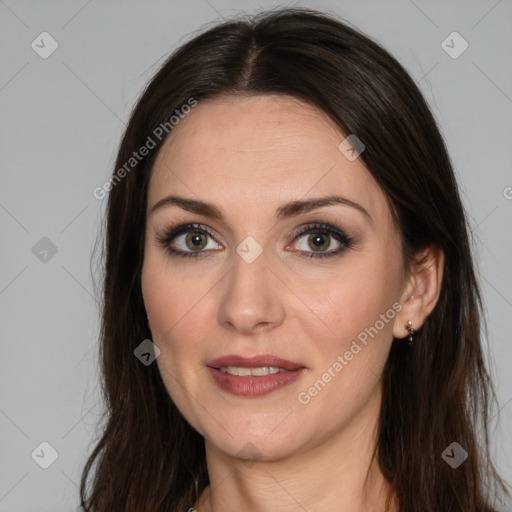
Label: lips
xmin=206 ymin=354 xmax=307 ymax=397
xmin=207 ymin=354 xmax=305 ymax=371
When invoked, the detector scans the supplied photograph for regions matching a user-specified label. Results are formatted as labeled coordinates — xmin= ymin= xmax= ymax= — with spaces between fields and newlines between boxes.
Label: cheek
xmin=313 ymin=257 xmax=401 ymax=341
xmin=142 ymin=249 xmax=207 ymax=342
xmin=142 ymin=261 xmax=211 ymax=425
xmin=141 ymin=253 xmax=219 ymax=399
xmin=299 ymin=256 xmax=403 ymax=413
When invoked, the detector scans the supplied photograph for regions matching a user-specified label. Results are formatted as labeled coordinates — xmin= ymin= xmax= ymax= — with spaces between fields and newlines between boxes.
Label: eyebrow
xmin=148 ymin=194 xmax=372 ymax=222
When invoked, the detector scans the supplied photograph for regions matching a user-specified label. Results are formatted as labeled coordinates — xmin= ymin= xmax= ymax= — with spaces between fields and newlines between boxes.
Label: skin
xmin=141 ymin=94 xmax=443 ymax=512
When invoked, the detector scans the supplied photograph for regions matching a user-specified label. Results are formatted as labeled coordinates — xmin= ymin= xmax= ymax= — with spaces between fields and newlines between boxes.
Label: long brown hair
xmin=81 ymin=8 xmax=510 ymax=511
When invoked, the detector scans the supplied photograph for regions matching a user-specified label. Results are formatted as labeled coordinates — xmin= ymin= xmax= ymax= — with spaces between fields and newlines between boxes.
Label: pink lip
xmin=207 ymin=354 xmax=307 ymax=397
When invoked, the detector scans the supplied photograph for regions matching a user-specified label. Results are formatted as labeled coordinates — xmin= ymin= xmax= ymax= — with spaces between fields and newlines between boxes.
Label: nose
xmin=217 ymin=246 xmax=285 ymax=335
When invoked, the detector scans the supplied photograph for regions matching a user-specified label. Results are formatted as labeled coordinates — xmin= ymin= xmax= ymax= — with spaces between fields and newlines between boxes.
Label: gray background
xmin=1 ymin=0 xmax=511 ymax=510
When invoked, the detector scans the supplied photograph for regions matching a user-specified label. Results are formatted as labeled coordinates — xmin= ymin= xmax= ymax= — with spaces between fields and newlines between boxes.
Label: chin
xmin=199 ymin=414 xmax=310 ymax=462
xmin=212 ymin=434 xmax=302 ymax=463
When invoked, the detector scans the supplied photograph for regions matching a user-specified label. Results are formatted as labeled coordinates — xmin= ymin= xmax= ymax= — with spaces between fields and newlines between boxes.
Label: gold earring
xmin=406 ymin=321 xmax=415 ymax=345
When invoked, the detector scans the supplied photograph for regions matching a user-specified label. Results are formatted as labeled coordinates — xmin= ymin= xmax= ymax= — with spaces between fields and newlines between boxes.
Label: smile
xmin=207 ymin=366 xmax=306 ymax=397
xmin=219 ymin=366 xmax=289 ymax=376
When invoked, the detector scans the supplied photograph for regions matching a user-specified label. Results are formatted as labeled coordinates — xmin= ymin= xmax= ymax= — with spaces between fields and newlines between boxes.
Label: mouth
xmin=217 ymin=366 xmax=293 ymax=376
xmin=207 ymin=354 xmax=307 ymax=397
xmin=208 ymin=354 xmax=305 ymax=372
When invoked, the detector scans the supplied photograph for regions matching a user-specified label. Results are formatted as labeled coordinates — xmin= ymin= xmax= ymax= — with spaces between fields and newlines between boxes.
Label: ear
xmin=392 ymin=244 xmax=444 ymax=339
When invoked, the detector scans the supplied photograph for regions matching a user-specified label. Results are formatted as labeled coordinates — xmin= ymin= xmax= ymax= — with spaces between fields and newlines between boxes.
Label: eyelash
xmin=156 ymin=222 xmax=354 ymax=260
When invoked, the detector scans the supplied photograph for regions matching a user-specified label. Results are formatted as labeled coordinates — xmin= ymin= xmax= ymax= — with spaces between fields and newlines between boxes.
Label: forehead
xmin=148 ymin=95 xmax=388 ymax=221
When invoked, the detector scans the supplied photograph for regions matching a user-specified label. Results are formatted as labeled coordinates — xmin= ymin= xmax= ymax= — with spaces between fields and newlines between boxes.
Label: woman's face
xmin=141 ymin=94 xmax=409 ymax=461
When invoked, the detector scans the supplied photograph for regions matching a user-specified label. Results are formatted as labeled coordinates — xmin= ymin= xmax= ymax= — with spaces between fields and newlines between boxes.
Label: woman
xmin=80 ymin=8 xmax=510 ymax=512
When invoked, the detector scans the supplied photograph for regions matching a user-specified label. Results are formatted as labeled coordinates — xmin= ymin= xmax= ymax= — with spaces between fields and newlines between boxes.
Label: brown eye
xmin=295 ymin=230 xmax=340 ymax=254
xmin=307 ymin=233 xmax=330 ymax=252
xmin=185 ymin=232 xmax=208 ymax=251
xmin=289 ymin=223 xmax=354 ymax=259
xmin=156 ymin=223 xmax=223 ymax=259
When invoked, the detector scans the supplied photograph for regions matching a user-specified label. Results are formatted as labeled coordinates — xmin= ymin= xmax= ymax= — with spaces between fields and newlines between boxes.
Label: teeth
xmin=219 ymin=366 xmax=285 ymax=376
